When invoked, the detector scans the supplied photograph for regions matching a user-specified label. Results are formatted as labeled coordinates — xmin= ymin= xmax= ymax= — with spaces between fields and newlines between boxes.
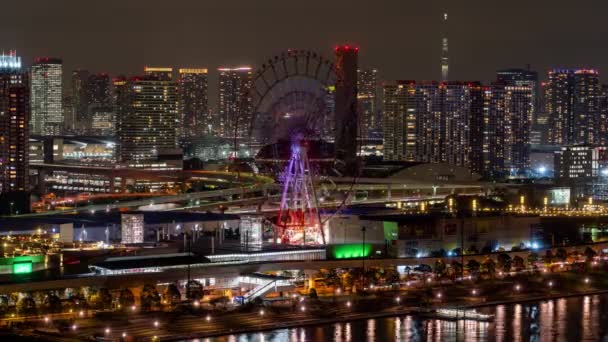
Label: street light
xmin=584 ymin=277 xmax=590 ymax=284
xmin=154 ymin=320 xmax=159 ymax=328
xmin=471 ymin=289 xmax=477 ymax=296
xmin=515 ymin=284 xmax=521 ymax=291
xmin=105 ymin=328 xmax=111 ymax=334
xmin=259 ymin=309 xmax=265 ymax=316
xmin=206 ymin=314 xmax=211 ymax=322
xmin=301 ymin=306 xmax=306 ymax=312
xmin=346 ymin=301 xmax=351 ymax=308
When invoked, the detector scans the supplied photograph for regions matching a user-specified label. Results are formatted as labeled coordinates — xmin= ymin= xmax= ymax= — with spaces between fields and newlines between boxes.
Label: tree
xmin=527 ymin=252 xmax=539 ymax=265
xmin=17 ymin=295 xmax=36 ymax=315
xmin=186 ymin=280 xmax=204 ymax=301
xmin=325 ymin=269 xmax=341 ymax=287
xmin=544 ymin=250 xmax=554 ymax=265
xmin=513 ymin=256 xmax=525 ymax=271
xmin=466 ymin=260 xmax=480 ymax=274
xmin=584 ymin=247 xmax=597 ymax=261
xmin=482 ymin=258 xmax=496 ymax=277
xmin=341 ymin=271 xmax=354 ymax=289
xmin=140 ymin=284 xmax=161 ymax=312
xmin=0 ymin=296 xmax=8 ymax=315
xmin=43 ymin=293 xmax=62 ymax=313
xmin=497 ymin=254 xmax=512 ymax=272
xmin=556 ymin=248 xmax=567 ymax=262
xmin=383 ymin=268 xmax=400 ymax=284
xmin=309 ymin=288 xmax=318 ymax=299
xmin=90 ymin=288 xmax=112 ymax=309
xmin=450 ymin=261 xmax=463 ymax=277
xmin=118 ymin=288 xmax=135 ymax=308
xmin=165 ymin=283 xmax=181 ymax=305
xmin=434 ymin=260 xmax=446 ymax=276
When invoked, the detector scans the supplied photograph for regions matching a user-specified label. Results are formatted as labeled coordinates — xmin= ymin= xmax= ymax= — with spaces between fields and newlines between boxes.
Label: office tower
xmin=357 ymin=69 xmax=379 ymax=139
xmin=334 ymin=45 xmax=358 ymax=165
xmin=144 ymin=66 xmax=173 ymax=81
xmin=382 ymin=81 xmax=416 ymax=161
xmin=72 ymin=69 xmax=89 ymax=132
xmin=31 ymin=57 xmax=63 ymax=135
xmin=178 ymin=68 xmax=209 ymax=137
xmin=86 ymin=73 xmax=113 ymax=135
xmin=218 ymin=67 xmax=252 ymax=139
xmin=573 ymin=69 xmax=600 ymax=145
xmin=116 ymin=76 xmax=178 ymax=164
xmin=440 ymin=12 xmax=449 ymax=82
xmin=0 ymin=52 xmax=29 ymax=194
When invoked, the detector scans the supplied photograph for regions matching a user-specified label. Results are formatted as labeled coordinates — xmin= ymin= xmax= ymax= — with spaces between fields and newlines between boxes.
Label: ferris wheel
xmin=239 ymin=49 xmax=361 ymax=246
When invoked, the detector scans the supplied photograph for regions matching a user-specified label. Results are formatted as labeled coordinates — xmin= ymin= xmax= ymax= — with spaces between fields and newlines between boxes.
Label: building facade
xmin=547 ymin=69 xmax=601 ymax=146
xmin=357 ymin=69 xmax=379 ymax=139
xmin=116 ymin=76 xmax=179 ymax=166
xmin=0 ymin=53 xmax=29 ymax=194
xmin=178 ymin=68 xmax=209 ymax=137
xmin=334 ymin=46 xmax=359 ymax=166
xmin=31 ymin=57 xmax=63 ymax=135
xmin=218 ymin=67 xmax=252 ymax=139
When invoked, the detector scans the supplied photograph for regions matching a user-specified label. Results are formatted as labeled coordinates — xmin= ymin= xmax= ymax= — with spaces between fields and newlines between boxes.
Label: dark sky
xmin=2 ymin=0 xmax=608 ymax=104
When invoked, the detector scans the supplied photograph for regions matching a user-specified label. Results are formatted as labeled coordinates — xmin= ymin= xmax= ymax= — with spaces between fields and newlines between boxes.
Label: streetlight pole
xmin=361 ymin=226 xmax=366 ymax=289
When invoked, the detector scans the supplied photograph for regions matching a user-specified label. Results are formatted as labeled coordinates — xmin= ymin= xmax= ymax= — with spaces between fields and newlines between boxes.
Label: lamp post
xmin=361 ymin=226 xmax=366 ymax=288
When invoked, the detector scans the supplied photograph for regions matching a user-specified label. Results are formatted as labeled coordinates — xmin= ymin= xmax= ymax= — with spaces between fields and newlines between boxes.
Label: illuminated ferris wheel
xmin=240 ymin=49 xmax=360 ymax=245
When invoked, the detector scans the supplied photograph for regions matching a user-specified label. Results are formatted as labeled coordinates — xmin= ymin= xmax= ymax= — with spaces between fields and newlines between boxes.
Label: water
xmin=200 ymin=294 xmax=608 ymax=341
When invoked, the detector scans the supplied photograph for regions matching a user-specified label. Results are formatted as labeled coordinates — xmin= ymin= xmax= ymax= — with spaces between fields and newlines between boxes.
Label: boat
xmin=416 ymin=308 xmax=494 ymax=322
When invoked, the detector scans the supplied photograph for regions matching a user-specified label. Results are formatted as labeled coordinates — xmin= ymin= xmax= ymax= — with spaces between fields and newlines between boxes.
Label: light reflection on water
xmin=199 ymin=294 xmax=608 ymax=342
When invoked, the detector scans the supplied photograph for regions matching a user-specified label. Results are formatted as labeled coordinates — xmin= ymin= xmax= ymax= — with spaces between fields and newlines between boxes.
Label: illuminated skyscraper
xmin=440 ymin=12 xmax=449 ymax=82
xmin=547 ymin=68 xmax=600 ymax=145
xmin=116 ymin=76 xmax=178 ymax=165
xmin=0 ymin=52 xmax=29 ymax=195
xmin=496 ymin=67 xmax=538 ymax=122
xmin=178 ymin=68 xmax=209 ymax=137
xmin=382 ymin=81 xmax=416 ymax=161
xmin=144 ymin=66 xmax=173 ymax=81
xmin=357 ymin=69 xmax=379 ymax=139
xmin=485 ymin=83 xmax=533 ymax=177
xmin=218 ymin=67 xmax=252 ymax=139
xmin=71 ymin=69 xmax=89 ymax=132
xmin=31 ymin=57 xmax=63 ymax=135
xmin=573 ymin=69 xmax=600 ymax=144
xmin=334 ymin=45 xmax=358 ymax=165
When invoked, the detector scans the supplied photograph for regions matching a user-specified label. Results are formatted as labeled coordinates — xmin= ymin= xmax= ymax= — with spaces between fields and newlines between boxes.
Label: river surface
xmin=192 ymin=294 xmax=608 ymax=341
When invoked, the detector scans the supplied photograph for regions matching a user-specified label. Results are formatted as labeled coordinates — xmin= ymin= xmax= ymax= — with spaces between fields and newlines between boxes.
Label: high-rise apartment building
xmin=0 ymin=52 xmax=29 ymax=195
xmin=496 ymin=68 xmax=538 ymax=120
xmin=382 ymin=81 xmax=416 ymax=161
xmin=218 ymin=67 xmax=252 ymax=139
xmin=116 ymin=76 xmax=178 ymax=164
xmin=334 ymin=45 xmax=358 ymax=164
xmin=178 ymin=68 xmax=209 ymax=137
xmin=573 ymin=69 xmax=600 ymax=144
xmin=547 ymin=68 xmax=600 ymax=146
xmin=382 ymin=80 xmax=532 ymax=178
xmin=357 ymin=69 xmax=379 ymax=139
xmin=31 ymin=57 xmax=63 ymax=135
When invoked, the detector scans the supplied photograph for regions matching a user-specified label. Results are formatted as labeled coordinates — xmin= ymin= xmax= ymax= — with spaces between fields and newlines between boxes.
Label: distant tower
xmin=441 ymin=12 xmax=449 ymax=82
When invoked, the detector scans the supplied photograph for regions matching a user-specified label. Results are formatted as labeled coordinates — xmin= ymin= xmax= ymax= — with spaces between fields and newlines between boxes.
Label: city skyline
xmin=3 ymin=1 xmax=608 ymax=89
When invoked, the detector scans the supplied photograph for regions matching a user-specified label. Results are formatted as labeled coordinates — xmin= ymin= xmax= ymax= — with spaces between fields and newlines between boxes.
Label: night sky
xmin=2 ymin=0 xmax=607 ymax=102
